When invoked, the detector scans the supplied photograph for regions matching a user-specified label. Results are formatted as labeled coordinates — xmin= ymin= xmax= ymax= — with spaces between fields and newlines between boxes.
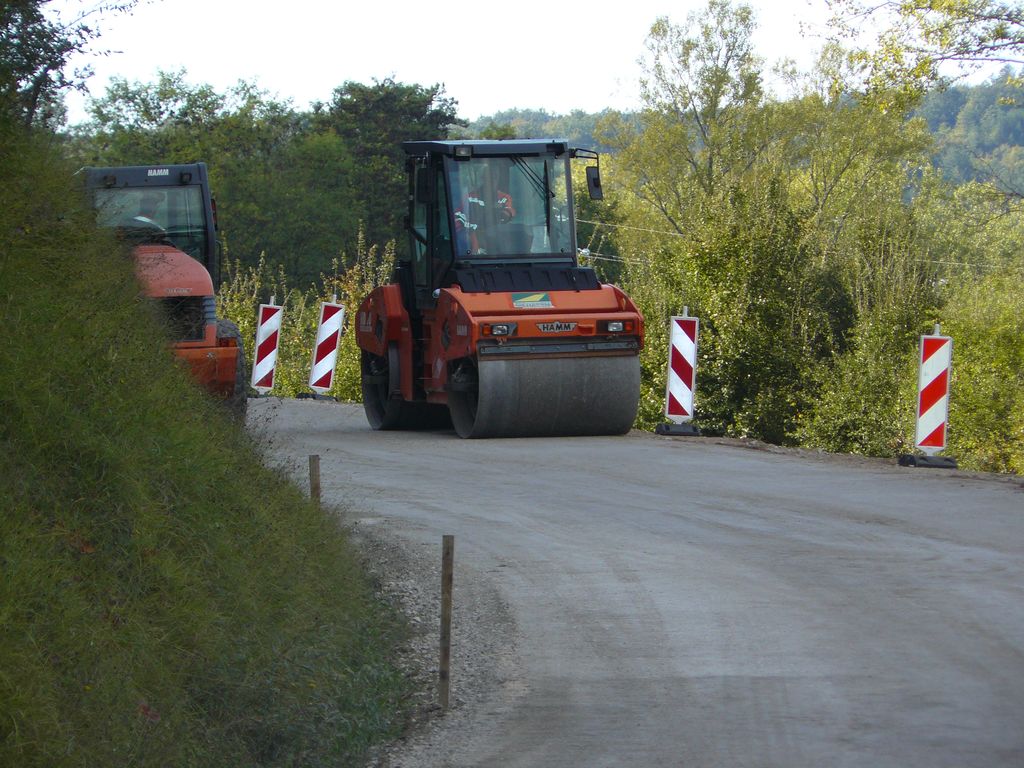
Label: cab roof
xmin=402 ymin=139 xmax=571 ymax=158
xmin=81 ymin=163 xmax=209 ymax=189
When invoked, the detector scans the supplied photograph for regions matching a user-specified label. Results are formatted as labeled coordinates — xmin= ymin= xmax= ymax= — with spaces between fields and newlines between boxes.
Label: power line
xmin=581 ymin=252 xmax=637 ymax=264
xmin=577 ymin=218 xmax=688 ymax=239
xmin=579 ymin=218 xmax=1019 ymax=272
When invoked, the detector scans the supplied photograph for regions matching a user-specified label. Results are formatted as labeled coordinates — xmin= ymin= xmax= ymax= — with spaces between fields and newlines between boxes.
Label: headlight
xmin=599 ymin=319 xmax=634 ymax=334
xmin=482 ymin=323 xmax=516 ymax=336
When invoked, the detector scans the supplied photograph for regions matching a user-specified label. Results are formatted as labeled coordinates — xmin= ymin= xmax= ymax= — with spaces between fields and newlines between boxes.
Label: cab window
xmin=447 ymin=155 xmax=572 ymax=258
xmin=95 ymin=186 xmax=209 ymax=263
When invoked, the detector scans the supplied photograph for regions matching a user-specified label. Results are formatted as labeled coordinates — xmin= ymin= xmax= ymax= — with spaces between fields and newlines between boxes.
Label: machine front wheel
xmin=216 ymin=319 xmax=248 ymax=421
xmin=447 ymin=359 xmax=481 ymax=438
xmin=361 ymin=346 xmax=452 ymax=431
xmin=447 ymin=354 xmax=642 ymax=438
xmin=361 ymin=348 xmax=403 ymax=430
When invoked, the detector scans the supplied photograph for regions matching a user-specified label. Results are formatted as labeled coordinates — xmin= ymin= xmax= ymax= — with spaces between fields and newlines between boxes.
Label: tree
xmin=478 ymin=120 xmax=516 ymax=139
xmin=224 ymin=130 xmax=361 ymax=283
xmin=314 ymin=78 xmax=464 ymax=250
xmin=463 ymin=108 xmax=613 ymax=148
xmin=923 ymin=68 xmax=1024 ymax=195
xmin=78 ymin=71 xmax=365 ymax=281
xmin=941 ymin=269 xmax=1024 ymax=472
xmin=779 ymin=44 xmax=934 ymax=261
xmin=827 ymin=0 xmax=1024 ymax=96
xmin=86 ymin=68 xmax=225 ymax=133
xmin=0 ymin=1 xmax=135 ymax=128
xmin=465 ymin=108 xmax=554 ymax=139
xmin=595 ymin=1 xmax=859 ymax=441
xmin=638 ymin=1 xmax=765 ymax=197
xmin=595 ymin=0 xmax=970 ymax=445
xmin=600 ymin=1 xmax=776 ymax=242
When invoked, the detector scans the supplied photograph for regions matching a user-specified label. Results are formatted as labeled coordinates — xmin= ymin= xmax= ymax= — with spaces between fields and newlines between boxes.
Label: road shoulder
xmin=348 ymin=516 xmax=523 ymax=767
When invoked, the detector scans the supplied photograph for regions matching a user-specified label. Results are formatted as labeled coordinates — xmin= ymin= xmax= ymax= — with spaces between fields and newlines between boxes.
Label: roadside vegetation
xmin=595 ymin=1 xmax=1024 ymax=472
xmin=0 ymin=129 xmax=412 ymax=765
xmin=215 ymin=233 xmax=394 ymax=405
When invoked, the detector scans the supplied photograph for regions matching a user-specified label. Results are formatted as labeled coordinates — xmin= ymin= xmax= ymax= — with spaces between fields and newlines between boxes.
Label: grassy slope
xmin=0 ymin=132 xmax=410 ymax=766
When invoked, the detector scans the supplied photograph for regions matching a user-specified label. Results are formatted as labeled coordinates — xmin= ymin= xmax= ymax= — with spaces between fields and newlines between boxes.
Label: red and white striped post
xmin=308 ymin=300 xmax=345 ymax=394
xmin=251 ymin=299 xmax=283 ymax=394
xmin=901 ymin=323 xmax=957 ymax=468
xmin=656 ymin=309 xmax=701 ymax=437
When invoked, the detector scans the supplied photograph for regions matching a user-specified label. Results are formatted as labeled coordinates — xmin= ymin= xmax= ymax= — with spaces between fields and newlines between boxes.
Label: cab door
xmin=408 ymin=157 xmax=454 ymax=309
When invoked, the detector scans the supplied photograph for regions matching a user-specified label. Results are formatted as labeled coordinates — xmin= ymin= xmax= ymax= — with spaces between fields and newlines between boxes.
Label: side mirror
xmin=586 ymin=166 xmax=603 ymax=201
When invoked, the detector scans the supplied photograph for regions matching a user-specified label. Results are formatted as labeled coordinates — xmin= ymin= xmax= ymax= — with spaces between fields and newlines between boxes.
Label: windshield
xmin=94 ymin=186 xmax=210 ymax=263
xmin=448 ymin=154 xmax=572 ymax=259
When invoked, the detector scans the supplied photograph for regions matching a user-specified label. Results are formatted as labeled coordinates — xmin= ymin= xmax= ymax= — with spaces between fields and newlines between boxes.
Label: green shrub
xmin=941 ymin=270 xmax=1024 ymax=473
xmin=799 ymin=308 xmax=920 ymax=456
xmin=622 ymin=182 xmax=847 ymax=444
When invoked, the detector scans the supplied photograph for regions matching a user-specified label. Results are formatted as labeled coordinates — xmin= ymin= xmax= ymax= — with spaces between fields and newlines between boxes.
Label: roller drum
xmin=450 ymin=354 xmax=641 ymax=438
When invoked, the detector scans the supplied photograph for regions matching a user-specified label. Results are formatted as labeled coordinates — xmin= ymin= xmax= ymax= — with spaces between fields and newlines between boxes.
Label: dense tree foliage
xmin=599 ymin=5 xmax=927 ymax=441
xmin=0 ymin=0 xmax=137 ymax=127
xmin=593 ymin=0 xmax=1022 ymax=468
xmin=313 ymin=79 xmax=463 ymax=252
xmin=918 ymin=67 xmax=1024 ymax=195
xmin=827 ymin=0 xmax=1024 ymax=98
xmin=462 ymin=108 xmax=630 ymax=149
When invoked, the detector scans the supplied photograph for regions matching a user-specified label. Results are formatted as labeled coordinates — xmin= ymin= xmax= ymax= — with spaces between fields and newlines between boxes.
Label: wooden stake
xmin=308 ymin=454 xmax=321 ymax=505
xmin=439 ymin=534 xmax=454 ymax=710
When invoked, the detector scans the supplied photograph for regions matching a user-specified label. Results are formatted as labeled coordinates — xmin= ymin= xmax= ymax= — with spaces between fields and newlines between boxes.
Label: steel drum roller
xmin=449 ymin=354 xmax=641 ymax=438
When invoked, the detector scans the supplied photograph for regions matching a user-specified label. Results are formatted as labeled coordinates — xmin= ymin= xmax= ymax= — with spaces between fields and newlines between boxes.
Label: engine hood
xmin=133 ymin=244 xmax=215 ymax=299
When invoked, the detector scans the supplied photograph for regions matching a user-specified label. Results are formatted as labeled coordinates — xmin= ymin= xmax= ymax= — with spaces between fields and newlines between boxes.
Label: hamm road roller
xmin=355 ymin=140 xmax=644 ymax=438
xmin=82 ymin=163 xmax=248 ymax=418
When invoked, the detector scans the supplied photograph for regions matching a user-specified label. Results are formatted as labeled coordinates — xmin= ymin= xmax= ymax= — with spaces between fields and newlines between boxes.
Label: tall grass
xmin=0 ymin=132 xmax=411 ymax=765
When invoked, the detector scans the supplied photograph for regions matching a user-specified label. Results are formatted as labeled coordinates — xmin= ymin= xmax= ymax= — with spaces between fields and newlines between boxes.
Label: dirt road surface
xmin=249 ymin=398 xmax=1024 ymax=768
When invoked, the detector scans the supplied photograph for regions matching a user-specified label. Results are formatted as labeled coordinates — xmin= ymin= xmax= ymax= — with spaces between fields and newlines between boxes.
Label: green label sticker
xmin=511 ymin=292 xmax=553 ymax=308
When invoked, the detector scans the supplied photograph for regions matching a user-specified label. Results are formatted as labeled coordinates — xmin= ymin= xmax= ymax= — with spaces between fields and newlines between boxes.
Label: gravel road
xmin=248 ymin=397 xmax=1024 ymax=768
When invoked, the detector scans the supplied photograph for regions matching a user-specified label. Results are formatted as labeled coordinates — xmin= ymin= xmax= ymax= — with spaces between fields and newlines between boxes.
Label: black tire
xmin=217 ymin=319 xmax=248 ymax=421
xmin=361 ymin=347 xmax=451 ymax=431
xmin=448 ymin=359 xmax=481 ymax=438
xmin=361 ymin=349 xmax=403 ymax=430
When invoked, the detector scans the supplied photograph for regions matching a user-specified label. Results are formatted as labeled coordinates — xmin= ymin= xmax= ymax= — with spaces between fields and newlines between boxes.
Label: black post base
xmin=655 ymin=422 xmax=702 ymax=437
xmin=898 ymin=454 xmax=958 ymax=469
xmin=296 ymin=392 xmax=337 ymax=402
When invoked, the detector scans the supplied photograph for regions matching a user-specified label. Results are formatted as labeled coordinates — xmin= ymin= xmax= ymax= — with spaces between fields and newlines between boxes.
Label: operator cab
xmin=402 ymin=140 xmax=602 ymax=308
xmin=82 ymin=163 xmax=220 ymax=283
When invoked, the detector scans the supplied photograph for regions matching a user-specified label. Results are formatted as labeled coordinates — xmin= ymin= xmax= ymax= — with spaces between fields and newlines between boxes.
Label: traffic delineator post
xmin=656 ymin=309 xmax=701 ymax=437
xmin=900 ymin=323 xmax=957 ymax=469
xmin=308 ymin=299 xmax=345 ymax=394
xmin=251 ymin=299 xmax=283 ymax=394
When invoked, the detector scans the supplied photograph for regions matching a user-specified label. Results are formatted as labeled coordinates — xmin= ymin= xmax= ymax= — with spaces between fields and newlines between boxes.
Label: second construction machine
xmin=82 ymin=163 xmax=247 ymax=418
xmin=356 ymin=140 xmax=644 ymax=438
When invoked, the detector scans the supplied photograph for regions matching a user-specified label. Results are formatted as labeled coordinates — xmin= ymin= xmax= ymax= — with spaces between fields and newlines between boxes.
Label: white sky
xmin=56 ymin=0 xmax=833 ymax=125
